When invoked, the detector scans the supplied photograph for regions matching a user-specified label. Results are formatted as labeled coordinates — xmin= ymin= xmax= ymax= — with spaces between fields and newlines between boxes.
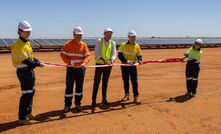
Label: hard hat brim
xmin=22 ymin=28 xmax=33 ymax=31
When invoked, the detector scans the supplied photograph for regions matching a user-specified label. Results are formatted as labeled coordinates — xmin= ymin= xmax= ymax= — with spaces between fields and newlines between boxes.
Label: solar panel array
xmin=0 ymin=39 xmax=69 ymax=50
xmin=0 ymin=38 xmax=221 ymax=51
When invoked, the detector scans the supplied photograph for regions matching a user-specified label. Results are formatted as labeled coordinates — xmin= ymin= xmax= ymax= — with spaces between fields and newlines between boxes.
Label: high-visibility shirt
xmin=118 ymin=42 xmax=141 ymax=62
xmin=185 ymin=47 xmax=202 ymax=63
xmin=95 ymin=38 xmax=115 ymax=64
xmin=11 ymin=39 xmax=34 ymax=68
xmin=60 ymin=39 xmax=90 ymax=67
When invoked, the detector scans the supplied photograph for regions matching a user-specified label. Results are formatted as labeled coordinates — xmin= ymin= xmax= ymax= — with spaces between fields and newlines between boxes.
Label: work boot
xmin=191 ymin=93 xmax=196 ymax=97
xmin=91 ymin=101 xmax=96 ymax=109
xmin=26 ymin=113 xmax=37 ymax=120
xmin=185 ymin=92 xmax=191 ymax=96
xmin=63 ymin=106 xmax=70 ymax=113
xmin=75 ymin=105 xmax=82 ymax=111
xmin=133 ymin=96 xmax=141 ymax=104
xmin=18 ymin=119 xmax=31 ymax=125
xmin=121 ymin=94 xmax=130 ymax=102
xmin=185 ymin=92 xmax=192 ymax=99
xmin=102 ymin=99 xmax=109 ymax=106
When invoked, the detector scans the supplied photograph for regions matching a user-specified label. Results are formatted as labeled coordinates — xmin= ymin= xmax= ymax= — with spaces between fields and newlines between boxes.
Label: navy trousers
xmin=17 ymin=68 xmax=35 ymax=120
xmin=121 ymin=66 xmax=139 ymax=97
xmin=65 ymin=67 xmax=85 ymax=107
xmin=92 ymin=64 xmax=112 ymax=102
xmin=185 ymin=62 xmax=200 ymax=94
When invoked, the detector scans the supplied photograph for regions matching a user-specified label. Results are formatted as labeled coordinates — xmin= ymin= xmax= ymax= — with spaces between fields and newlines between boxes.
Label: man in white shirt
xmin=91 ymin=28 xmax=116 ymax=109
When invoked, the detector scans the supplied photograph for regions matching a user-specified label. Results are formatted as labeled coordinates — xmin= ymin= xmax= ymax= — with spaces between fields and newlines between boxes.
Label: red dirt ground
xmin=0 ymin=48 xmax=221 ymax=134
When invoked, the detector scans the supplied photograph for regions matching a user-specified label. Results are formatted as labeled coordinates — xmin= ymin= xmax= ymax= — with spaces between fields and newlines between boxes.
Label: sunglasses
xmin=195 ymin=42 xmax=202 ymax=46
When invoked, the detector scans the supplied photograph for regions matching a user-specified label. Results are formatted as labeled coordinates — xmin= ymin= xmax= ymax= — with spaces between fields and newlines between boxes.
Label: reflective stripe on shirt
xmin=62 ymin=51 xmax=85 ymax=57
xmin=16 ymin=64 xmax=28 ymax=68
xmin=70 ymin=59 xmax=84 ymax=63
xmin=119 ymin=51 xmax=137 ymax=56
xmin=11 ymin=52 xmax=32 ymax=59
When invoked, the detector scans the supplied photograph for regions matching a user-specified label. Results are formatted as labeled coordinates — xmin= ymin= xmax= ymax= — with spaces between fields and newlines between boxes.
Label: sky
xmin=0 ymin=0 xmax=221 ymax=38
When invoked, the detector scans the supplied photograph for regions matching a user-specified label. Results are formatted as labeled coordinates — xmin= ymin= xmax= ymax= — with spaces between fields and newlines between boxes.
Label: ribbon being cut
xmin=42 ymin=57 xmax=184 ymax=68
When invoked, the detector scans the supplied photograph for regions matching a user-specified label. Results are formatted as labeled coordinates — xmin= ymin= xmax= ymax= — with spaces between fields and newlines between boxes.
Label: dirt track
xmin=0 ymin=48 xmax=221 ymax=134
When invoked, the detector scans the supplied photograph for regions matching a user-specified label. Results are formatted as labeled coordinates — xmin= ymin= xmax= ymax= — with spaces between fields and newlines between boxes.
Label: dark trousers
xmin=185 ymin=62 xmax=200 ymax=94
xmin=92 ymin=64 xmax=112 ymax=102
xmin=121 ymin=66 xmax=139 ymax=97
xmin=17 ymin=68 xmax=35 ymax=120
xmin=65 ymin=67 xmax=85 ymax=107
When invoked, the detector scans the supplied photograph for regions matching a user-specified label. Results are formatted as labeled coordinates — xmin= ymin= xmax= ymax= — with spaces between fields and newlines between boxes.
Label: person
xmin=11 ymin=20 xmax=44 ymax=125
xmin=91 ymin=28 xmax=117 ymax=108
xmin=118 ymin=30 xmax=142 ymax=104
xmin=60 ymin=26 xmax=90 ymax=112
xmin=180 ymin=39 xmax=203 ymax=97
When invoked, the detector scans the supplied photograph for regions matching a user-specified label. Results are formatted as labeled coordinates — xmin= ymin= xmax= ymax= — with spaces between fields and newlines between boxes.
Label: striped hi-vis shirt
xmin=11 ymin=39 xmax=33 ymax=68
xmin=118 ymin=42 xmax=141 ymax=62
xmin=60 ymin=39 xmax=90 ymax=67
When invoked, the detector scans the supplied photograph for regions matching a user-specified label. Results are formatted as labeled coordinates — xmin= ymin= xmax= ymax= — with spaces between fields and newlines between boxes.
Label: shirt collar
xmin=19 ymin=36 xmax=29 ymax=43
xmin=126 ymin=41 xmax=135 ymax=45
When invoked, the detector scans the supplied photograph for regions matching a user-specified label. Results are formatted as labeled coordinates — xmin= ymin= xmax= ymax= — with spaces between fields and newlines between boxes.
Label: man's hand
xmin=111 ymin=59 xmax=115 ymax=64
xmin=39 ymin=63 xmax=44 ymax=67
xmin=105 ymin=59 xmax=113 ymax=65
xmin=179 ymin=56 xmax=186 ymax=63
xmin=71 ymin=62 xmax=76 ymax=68
xmin=126 ymin=60 xmax=134 ymax=65
xmin=80 ymin=63 xmax=86 ymax=69
xmin=138 ymin=61 xmax=142 ymax=65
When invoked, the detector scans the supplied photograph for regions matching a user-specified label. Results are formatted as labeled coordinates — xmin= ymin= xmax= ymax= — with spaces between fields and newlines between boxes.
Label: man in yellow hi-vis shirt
xmin=118 ymin=30 xmax=142 ymax=104
xmin=11 ymin=20 xmax=44 ymax=125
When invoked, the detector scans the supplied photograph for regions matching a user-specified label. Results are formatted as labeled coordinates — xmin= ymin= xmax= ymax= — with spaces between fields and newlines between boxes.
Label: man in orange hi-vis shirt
xmin=60 ymin=26 xmax=90 ymax=112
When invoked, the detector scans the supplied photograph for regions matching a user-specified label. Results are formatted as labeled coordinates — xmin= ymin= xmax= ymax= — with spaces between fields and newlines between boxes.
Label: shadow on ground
xmin=0 ymin=100 xmax=141 ymax=133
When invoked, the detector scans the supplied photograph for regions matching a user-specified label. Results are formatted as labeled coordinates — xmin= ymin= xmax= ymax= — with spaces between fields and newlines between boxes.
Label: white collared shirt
xmin=94 ymin=38 xmax=117 ymax=60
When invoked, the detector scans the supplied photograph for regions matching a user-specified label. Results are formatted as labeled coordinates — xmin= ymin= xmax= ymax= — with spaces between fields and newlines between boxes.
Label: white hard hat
xmin=195 ymin=39 xmax=203 ymax=44
xmin=18 ymin=20 xmax=32 ymax=31
xmin=128 ymin=30 xmax=137 ymax=36
xmin=73 ymin=26 xmax=84 ymax=34
xmin=104 ymin=28 xmax=113 ymax=33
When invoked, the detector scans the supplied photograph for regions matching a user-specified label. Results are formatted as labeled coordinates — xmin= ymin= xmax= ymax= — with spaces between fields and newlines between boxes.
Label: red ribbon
xmin=42 ymin=58 xmax=183 ymax=68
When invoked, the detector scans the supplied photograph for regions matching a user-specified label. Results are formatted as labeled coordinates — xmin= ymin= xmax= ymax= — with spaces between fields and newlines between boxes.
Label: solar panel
xmin=34 ymin=39 xmax=50 ymax=45
xmin=51 ymin=39 xmax=65 ymax=45
xmin=61 ymin=39 xmax=69 ymax=44
xmin=34 ymin=39 xmax=64 ymax=49
xmin=0 ymin=39 xmax=7 ymax=48
xmin=84 ymin=39 xmax=97 ymax=46
xmin=44 ymin=39 xmax=63 ymax=46
xmin=3 ymin=39 xmax=16 ymax=48
xmin=29 ymin=39 xmax=40 ymax=49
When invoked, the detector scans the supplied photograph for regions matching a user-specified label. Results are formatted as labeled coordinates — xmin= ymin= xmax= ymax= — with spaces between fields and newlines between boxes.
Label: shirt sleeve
xmin=22 ymin=58 xmax=40 ymax=69
xmin=60 ymin=43 xmax=71 ymax=64
xmin=94 ymin=39 xmax=102 ymax=60
xmin=137 ymin=45 xmax=142 ymax=56
xmin=82 ymin=44 xmax=90 ymax=65
xmin=118 ymin=44 xmax=123 ymax=53
xmin=111 ymin=41 xmax=117 ymax=60
xmin=184 ymin=48 xmax=192 ymax=57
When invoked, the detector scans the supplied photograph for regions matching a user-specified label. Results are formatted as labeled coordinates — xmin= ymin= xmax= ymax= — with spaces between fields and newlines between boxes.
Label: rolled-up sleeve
xmin=94 ymin=39 xmax=102 ymax=60
xmin=111 ymin=41 xmax=117 ymax=60
xmin=83 ymin=44 xmax=90 ymax=65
